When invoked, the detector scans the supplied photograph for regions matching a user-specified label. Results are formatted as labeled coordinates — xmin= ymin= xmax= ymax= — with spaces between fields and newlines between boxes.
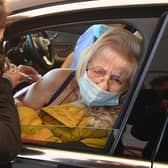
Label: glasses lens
xmin=88 ymin=66 xmax=106 ymax=80
xmin=88 ymin=66 xmax=127 ymax=87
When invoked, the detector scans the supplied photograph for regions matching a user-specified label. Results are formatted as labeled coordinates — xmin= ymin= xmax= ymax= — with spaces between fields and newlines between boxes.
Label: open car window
xmin=6 ymin=19 xmax=159 ymax=156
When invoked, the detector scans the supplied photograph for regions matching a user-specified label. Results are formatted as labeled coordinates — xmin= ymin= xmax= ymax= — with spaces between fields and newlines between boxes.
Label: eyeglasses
xmin=87 ymin=66 xmax=128 ymax=86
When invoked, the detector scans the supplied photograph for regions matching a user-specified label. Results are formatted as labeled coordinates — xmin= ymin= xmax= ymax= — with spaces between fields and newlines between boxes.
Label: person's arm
xmin=0 ymin=77 xmax=21 ymax=163
xmin=16 ymin=69 xmax=72 ymax=110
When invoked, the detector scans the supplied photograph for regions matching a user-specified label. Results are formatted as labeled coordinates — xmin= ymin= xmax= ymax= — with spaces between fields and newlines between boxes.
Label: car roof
xmin=5 ymin=0 xmax=65 ymax=13
xmin=6 ymin=0 xmax=168 ymax=14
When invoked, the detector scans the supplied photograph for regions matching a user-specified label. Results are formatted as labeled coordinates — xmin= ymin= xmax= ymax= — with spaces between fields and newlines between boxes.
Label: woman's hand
xmin=3 ymin=64 xmax=41 ymax=88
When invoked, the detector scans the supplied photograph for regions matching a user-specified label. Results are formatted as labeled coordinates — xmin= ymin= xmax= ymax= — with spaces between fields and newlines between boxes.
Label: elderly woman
xmin=16 ymin=27 xmax=141 ymax=130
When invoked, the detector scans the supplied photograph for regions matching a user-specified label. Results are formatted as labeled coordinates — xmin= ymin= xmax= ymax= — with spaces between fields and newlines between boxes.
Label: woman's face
xmin=87 ymin=47 xmax=132 ymax=93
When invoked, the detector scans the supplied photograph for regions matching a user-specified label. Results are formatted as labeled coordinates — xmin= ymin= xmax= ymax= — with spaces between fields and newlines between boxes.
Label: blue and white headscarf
xmin=71 ymin=24 xmax=110 ymax=68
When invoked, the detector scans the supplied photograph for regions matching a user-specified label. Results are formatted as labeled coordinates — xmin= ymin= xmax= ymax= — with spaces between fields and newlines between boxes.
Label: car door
xmin=3 ymin=1 xmax=168 ymax=168
xmin=153 ymin=120 xmax=168 ymax=168
xmin=111 ymin=10 xmax=168 ymax=167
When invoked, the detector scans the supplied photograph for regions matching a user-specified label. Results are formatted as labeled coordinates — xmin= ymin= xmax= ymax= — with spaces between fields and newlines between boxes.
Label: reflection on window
xmin=117 ymin=24 xmax=168 ymax=160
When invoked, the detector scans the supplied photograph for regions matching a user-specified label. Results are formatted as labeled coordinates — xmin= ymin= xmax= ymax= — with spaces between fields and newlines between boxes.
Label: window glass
xmin=115 ymin=20 xmax=168 ymax=161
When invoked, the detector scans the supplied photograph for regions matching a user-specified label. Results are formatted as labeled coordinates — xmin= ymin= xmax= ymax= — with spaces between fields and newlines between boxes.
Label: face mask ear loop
xmin=78 ymin=92 xmax=82 ymax=101
xmin=77 ymin=91 xmax=92 ymax=113
xmin=78 ymin=90 xmax=85 ymax=104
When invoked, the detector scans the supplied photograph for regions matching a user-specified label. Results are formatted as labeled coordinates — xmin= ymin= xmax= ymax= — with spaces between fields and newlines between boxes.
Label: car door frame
xmin=6 ymin=3 xmax=168 ymax=168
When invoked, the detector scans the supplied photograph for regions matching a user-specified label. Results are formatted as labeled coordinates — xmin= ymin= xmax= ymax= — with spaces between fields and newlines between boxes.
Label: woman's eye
xmin=115 ymin=79 xmax=122 ymax=85
xmin=111 ymin=76 xmax=122 ymax=85
xmin=94 ymin=70 xmax=105 ymax=76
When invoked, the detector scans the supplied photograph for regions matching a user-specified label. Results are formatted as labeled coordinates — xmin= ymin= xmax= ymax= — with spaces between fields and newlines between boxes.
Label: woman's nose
xmin=98 ymin=75 xmax=111 ymax=91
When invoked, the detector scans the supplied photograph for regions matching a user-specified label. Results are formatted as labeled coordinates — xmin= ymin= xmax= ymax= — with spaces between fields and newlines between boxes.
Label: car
xmin=3 ymin=0 xmax=168 ymax=167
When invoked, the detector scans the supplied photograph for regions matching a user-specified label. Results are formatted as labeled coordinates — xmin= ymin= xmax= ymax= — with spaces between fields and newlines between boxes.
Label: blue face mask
xmin=77 ymin=72 xmax=120 ymax=107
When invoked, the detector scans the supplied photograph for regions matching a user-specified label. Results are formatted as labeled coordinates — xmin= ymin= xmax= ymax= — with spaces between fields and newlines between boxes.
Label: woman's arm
xmin=17 ymin=69 xmax=73 ymax=110
xmin=0 ymin=77 xmax=21 ymax=163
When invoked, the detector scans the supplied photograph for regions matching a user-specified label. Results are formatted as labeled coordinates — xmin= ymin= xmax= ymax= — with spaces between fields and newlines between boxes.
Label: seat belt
xmin=44 ymin=71 xmax=75 ymax=106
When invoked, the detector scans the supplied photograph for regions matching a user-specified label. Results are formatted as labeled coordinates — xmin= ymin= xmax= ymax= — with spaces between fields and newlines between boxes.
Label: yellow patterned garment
xmin=18 ymin=106 xmax=42 ymax=125
xmin=17 ymin=106 xmax=61 ymax=142
xmin=21 ymin=126 xmax=62 ymax=142
xmin=78 ymin=106 xmax=120 ymax=129
xmin=80 ymin=137 xmax=108 ymax=148
xmin=18 ymin=103 xmax=121 ymax=148
xmin=41 ymin=104 xmax=87 ymax=127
